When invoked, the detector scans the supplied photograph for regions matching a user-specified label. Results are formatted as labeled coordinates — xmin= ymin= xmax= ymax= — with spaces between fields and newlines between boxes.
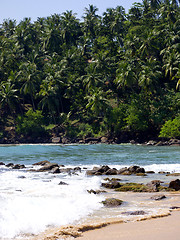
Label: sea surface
xmin=0 ymin=144 xmax=180 ymax=239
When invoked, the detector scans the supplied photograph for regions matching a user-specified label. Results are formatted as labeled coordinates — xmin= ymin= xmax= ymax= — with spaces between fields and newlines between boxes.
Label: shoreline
xmin=75 ymin=210 xmax=180 ymax=240
xmin=29 ymin=210 xmax=180 ymax=240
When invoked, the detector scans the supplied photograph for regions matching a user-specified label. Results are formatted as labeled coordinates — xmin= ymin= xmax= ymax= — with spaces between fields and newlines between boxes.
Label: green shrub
xmin=159 ymin=115 xmax=180 ymax=139
xmin=16 ymin=109 xmax=47 ymax=138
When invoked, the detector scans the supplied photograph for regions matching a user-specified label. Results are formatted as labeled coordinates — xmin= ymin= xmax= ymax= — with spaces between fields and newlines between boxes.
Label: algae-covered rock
xmin=115 ymin=183 xmax=149 ymax=192
xmin=102 ymin=198 xmax=123 ymax=207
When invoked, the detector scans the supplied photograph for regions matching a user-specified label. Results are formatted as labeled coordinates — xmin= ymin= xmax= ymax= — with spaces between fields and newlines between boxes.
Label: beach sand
xmin=76 ymin=210 xmax=180 ymax=240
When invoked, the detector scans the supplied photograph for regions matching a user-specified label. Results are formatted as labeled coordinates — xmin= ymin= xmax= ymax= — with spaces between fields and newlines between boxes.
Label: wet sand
xmin=76 ymin=211 xmax=180 ymax=240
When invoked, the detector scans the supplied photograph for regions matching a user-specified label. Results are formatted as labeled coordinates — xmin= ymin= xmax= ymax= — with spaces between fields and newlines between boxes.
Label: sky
xmin=0 ymin=0 xmax=142 ymax=24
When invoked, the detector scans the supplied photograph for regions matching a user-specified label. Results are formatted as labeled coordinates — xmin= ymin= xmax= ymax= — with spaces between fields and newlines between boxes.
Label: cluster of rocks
xmin=86 ymin=165 xmax=145 ymax=175
xmin=0 ymin=162 xmax=25 ymax=169
xmin=101 ymin=177 xmax=180 ymax=192
xmin=32 ymin=160 xmax=82 ymax=174
xmin=146 ymin=138 xmax=180 ymax=146
xmin=86 ymin=165 xmax=146 ymax=176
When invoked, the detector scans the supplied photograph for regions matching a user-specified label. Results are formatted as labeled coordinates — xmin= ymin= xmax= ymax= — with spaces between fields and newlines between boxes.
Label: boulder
xmin=169 ymin=179 xmax=180 ymax=191
xmin=102 ymin=198 xmax=123 ymax=207
xmin=105 ymin=168 xmax=118 ymax=175
xmin=38 ymin=163 xmax=59 ymax=172
xmin=0 ymin=162 xmax=5 ymax=165
xmin=6 ymin=163 xmax=14 ymax=168
xmin=12 ymin=164 xmax=25 ymax=169
xmin=117 ymin=167 xmax=128 ymax=174
xmin=151 ymin=194 xmax=166 ymax=201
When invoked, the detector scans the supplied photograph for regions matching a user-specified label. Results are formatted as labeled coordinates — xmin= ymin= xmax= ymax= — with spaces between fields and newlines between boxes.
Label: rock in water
xmin=102 ymin=198 xmax=123 ymax=207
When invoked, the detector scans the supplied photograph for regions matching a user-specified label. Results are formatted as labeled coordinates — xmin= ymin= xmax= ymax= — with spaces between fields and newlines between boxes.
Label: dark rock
xmin=6 ymin=163 xmax=14 ymax=168
xmin=146 ymin=171 xmax=155 ymax=174
xmin=0 ymin=162 xmax=5 ymax=165
xmin=102 ymin=180 xmax=121 ymax=189
xmin=151 ymin=194 xmax=166 ymax=201
xmin=170 ymin=206 xmax=180 ymax=210
xmin=74 ymin=167 xmax=81 ymax=172
xmin=169 ymin=179 xmax=180 ymax=191
xmin=33 ymin=160 xmax=50 ymax=166
xmin=50 ymin=167 xmax=61 ymax=174
xmin=105 ymin=168 xmax=118 ymax=175
xmin=58 ymin=181 xmax=68 ymax=185
xmin=117 ymin=167 xmax=128 ymax=174
xmin=102 ymin=198 xmax=123 ymax=207
xmin=12 ymin=164 xmax=25 ymax=169
xmin=38 ymin=163 xmax=59 ymax=172
xmin=87 ymin=189 xmax=106 ymax=194
xmin=122 ymin=211 xmax=146 ymax=215
xmin=97 ymin=165 xmax=110 ymax=173
xmin=128 ymin=166 xmax=140 ymax=173
xmin=159 ymin=171 xmax=170 ymax=174
xmin=18 ymin=176 xmax=26 ymax=179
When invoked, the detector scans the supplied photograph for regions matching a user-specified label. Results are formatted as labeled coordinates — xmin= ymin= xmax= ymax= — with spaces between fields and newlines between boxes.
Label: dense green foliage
xmin=0 ymin=0 xmax=179 ymax=142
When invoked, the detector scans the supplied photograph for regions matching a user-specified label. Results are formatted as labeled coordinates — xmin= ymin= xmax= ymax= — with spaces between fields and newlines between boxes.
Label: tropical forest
xmin=0 ymin=0 xmax=179 ymax=144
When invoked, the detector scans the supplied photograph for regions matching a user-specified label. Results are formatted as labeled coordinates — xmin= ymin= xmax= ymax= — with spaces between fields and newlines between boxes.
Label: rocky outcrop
xmin=0 ymin=162 xmax=5 ymax=165
xmin=146 ymin=180 xmax=163 ymax=192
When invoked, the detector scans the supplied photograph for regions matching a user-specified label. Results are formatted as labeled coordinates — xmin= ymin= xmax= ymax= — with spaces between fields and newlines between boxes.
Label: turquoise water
xmin=0 ymin=144 xmax=179 ymax=167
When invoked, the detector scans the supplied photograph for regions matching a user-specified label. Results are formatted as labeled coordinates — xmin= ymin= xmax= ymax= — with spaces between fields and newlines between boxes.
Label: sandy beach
xmin=75 ymin=210 xmax=180 ymax=240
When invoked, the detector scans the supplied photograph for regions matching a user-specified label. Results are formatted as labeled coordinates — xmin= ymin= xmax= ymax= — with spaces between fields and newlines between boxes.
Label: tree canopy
xmin=0 ymin=1 xmax=179 ymax=143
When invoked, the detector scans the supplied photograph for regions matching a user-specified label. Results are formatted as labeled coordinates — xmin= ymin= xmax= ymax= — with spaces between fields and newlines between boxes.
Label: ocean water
xmin=0 ymin=144 xmax=180 ymax=239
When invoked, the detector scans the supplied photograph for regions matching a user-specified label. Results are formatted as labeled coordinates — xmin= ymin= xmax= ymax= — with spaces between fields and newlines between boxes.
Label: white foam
xmin=0 ymin=170 xmax=103 ymax=239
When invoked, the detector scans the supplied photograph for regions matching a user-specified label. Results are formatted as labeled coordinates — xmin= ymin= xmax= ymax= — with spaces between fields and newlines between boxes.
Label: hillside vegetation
xmin=0 ymin=0 xmax=179 ymax=143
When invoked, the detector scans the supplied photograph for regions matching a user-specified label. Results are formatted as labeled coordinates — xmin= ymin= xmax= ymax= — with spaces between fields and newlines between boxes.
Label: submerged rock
xmin=122 ymin=211 xmax=146 ymax=215
xmin=151 ymin=194 xmax=166 ymax=201
xmin=102 ymin=198 xmax=123 ymax=207
xmin=58 ymin=181 xmax=69 ymax=185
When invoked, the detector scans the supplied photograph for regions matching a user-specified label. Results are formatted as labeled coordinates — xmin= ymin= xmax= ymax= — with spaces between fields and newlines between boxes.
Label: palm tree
xmin=18 ymin=61 xmax=39 ymax=111
xmin=0 ymin=80 xmax=19 ymax=122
